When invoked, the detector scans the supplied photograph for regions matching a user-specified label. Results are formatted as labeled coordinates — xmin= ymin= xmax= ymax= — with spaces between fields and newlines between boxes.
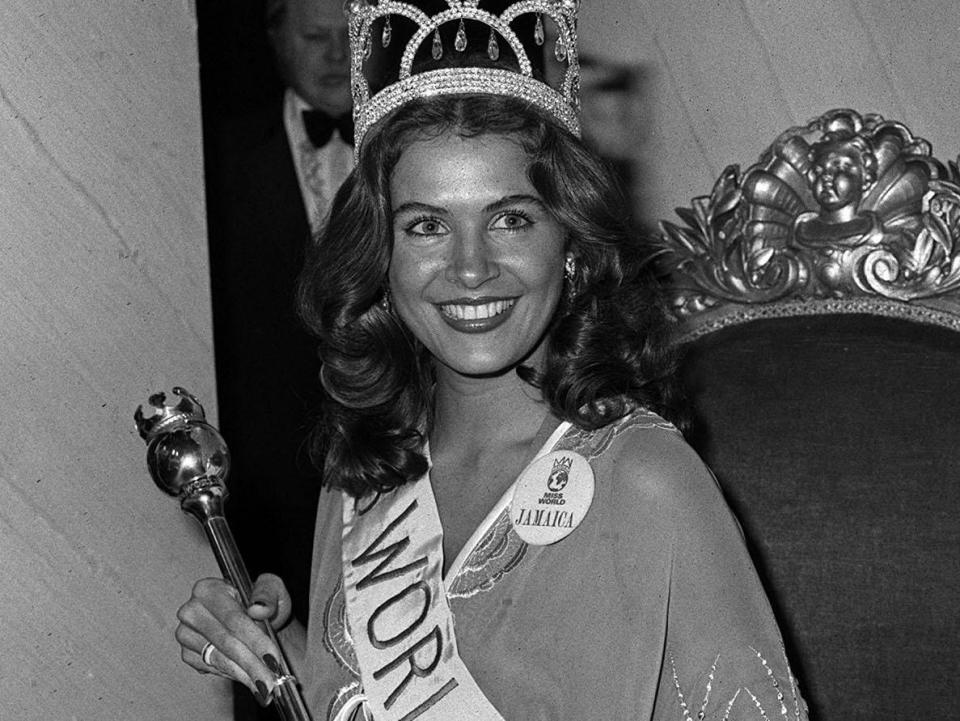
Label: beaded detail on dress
xmin=556 ymin=406 xmax=678 ymax=461
xmin=669 ymin=648 xmax=809 ymax=721
xmin=447 ymin=511 xmax=528 ymax=599
xmin=322 ymin=575 xmax=360 ymax=676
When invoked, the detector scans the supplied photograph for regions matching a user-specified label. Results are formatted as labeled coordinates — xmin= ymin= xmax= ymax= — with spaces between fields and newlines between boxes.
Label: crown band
xmin=355 ymin=67 xmax=580 ymax=148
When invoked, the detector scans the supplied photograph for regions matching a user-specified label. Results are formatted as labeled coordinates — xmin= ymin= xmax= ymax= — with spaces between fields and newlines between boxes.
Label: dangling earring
xmin=564 ymin=254 xmax=578 ymax=303
xmin=380 ymin=285 xmax=392 ymax=313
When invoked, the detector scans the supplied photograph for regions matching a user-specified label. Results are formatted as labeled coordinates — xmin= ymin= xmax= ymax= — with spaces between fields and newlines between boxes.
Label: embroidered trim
xmin=447 ymin=512 xmax=528 ymax=599
xmin=323 ymin=575 xmax=361 ymax=676
xmin=326 ymin=681 xmax=367 ymax=721
xmin=556 ymin=407 xmax=678 ymax=461
xmin=668 ymin=646 xmax=808 ymax=720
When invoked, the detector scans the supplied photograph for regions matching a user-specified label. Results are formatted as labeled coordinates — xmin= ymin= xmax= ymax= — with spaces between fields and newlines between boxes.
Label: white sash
xmin=341 ymin=476 xmax=505 ymax=721
xmin=340 ymin=421 xmax=572 ymax=720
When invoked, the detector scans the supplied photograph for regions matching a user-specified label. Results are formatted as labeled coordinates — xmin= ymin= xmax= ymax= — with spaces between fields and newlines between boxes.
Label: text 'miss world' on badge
xmin=509 ymin=450 xmax=595 ymax=545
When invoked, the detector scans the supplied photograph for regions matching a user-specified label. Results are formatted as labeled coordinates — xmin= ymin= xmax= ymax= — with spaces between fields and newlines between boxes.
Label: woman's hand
xmin=175 ymin=573 xmax=293 ymax=706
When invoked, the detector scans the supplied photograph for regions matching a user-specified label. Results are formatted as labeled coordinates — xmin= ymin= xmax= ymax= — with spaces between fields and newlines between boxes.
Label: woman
xmin=176 ymin=91 xmax=808 ymax=719
xmin=175 ymin=5 xmax=808 ymax=719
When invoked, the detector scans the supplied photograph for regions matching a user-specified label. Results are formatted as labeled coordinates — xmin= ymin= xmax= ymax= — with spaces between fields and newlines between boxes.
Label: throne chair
xmin=655 ymin=108 xmax=960 ymax=720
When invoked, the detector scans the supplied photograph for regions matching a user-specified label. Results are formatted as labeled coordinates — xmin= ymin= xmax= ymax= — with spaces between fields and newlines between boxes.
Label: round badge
xmin=509 ymin=450 xmax=595 ymax=545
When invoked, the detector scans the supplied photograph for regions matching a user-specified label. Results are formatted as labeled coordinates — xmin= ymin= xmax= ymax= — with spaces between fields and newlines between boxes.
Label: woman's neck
xmin=428 ymin=365 xmax=561 ymax=573
xmin=430 ymin=366 xmax=551 ymax=455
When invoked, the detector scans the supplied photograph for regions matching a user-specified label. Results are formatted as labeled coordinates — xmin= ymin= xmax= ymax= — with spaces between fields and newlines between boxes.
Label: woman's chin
xmin=434 ymin=352 xmax=526 ymax=379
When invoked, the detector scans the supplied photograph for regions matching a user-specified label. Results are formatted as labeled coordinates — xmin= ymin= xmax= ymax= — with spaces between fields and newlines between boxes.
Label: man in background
xmin=201 ymin=4 xmax=353 ymax=717
xmin=265 ymin=0 xmax=354 ymax=231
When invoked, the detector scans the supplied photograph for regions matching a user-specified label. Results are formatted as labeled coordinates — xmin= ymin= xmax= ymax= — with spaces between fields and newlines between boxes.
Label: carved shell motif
xmin=656 ymin=109 xmax=960 ymax=328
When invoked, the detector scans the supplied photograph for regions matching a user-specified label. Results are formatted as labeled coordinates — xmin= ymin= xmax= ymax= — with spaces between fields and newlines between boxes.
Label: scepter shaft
xmin=197 ymin=511 xmax=311 ymax=721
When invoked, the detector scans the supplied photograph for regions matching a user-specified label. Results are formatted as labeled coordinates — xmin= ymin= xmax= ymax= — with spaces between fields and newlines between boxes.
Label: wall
xmin=580 ymin=0 xmax=960 ymax=227
xmin=0 ymin=2 xmax=231 ymax=718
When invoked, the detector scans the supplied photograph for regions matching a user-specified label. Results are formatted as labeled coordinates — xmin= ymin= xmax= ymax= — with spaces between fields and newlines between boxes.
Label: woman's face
xmin=388 ymin=132 xmax=567 ymax=378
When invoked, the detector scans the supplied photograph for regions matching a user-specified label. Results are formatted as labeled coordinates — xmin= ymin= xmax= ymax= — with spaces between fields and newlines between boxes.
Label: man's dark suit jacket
xmin=206 ymin=99 xmax=323 ymax=633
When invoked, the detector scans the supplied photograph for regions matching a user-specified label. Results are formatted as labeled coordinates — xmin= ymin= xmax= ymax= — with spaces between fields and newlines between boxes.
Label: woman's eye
xmin=490 ymin=212 xmax=532 ymax=231
xmin=406 ymin=218 xmax=447 ymax=236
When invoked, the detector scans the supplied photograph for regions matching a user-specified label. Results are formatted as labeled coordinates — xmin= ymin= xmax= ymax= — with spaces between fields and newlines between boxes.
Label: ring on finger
xmin=201 ymin=641 xmax=216 ymax=667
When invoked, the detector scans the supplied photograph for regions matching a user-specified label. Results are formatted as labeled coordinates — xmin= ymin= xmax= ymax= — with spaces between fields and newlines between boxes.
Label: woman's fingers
xmin=175 ymin=577 xmax=284 ymax=703
xmin=247 ymin=573 xmax=293 ymax=629
xmin=175 ymin=624 xmax=251 ymax=684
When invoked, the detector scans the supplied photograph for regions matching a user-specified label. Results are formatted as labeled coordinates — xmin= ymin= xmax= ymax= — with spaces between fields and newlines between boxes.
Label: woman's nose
xmin=446 ymin=229 xmax=499 ymax=288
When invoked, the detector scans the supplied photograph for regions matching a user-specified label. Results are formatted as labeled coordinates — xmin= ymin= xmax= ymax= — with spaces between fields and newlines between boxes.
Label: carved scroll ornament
xmin=655 ymin=109 xmax=960 ymax=339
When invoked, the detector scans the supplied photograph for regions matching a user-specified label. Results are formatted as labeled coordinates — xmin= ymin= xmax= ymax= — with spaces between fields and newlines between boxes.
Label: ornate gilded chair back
xmin=655 ymin=109 xmax=960 ymax=720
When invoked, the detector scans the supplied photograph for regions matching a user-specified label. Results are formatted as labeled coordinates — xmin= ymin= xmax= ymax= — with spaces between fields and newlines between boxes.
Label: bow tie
xmin=301 ymin=109 xmax=355 ymax=148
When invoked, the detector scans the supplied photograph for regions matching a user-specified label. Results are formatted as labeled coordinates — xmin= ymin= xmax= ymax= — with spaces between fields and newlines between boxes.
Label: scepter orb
xmin=135 ymin=387 xmax=231 ymax=523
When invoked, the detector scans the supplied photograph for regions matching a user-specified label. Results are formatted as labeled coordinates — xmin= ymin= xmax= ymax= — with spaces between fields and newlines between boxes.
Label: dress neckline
xmin=440 ymin=420 xmax=573 ymax=586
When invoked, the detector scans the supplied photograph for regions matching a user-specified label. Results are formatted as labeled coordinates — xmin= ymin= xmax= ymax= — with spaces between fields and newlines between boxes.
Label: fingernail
xmin=255 ymin=680 xmax=270 ymax=707
xmin=263 ymin=653 xmax=281 ymax=674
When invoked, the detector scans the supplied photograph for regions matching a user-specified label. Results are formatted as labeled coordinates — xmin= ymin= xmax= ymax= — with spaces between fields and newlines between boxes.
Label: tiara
xmin=345 ymin=0 xmax=582 ymax=151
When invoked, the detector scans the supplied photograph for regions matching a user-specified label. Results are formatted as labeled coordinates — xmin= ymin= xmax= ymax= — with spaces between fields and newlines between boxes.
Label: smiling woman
xmin=388 ymin=133 xmax=566 ymax=376
xmin=172 ymin=1 xmax=811 ymax=719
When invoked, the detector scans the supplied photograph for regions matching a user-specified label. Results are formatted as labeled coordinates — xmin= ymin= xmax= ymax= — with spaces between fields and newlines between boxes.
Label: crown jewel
xmin=345 ymin=0 xmax=582 ymax=152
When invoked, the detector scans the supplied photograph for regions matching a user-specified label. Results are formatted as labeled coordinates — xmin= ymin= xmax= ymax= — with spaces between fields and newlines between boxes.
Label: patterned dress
xmin=298 ymin=409 xmax=809 ymax=720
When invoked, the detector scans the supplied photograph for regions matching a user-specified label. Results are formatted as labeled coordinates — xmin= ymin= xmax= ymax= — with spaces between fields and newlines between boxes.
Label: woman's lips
xmin=436 ymin=298 xmax=517 ymax=333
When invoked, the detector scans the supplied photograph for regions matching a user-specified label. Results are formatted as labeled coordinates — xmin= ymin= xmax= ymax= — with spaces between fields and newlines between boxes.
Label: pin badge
xmin=509 ymin=450 xmax=595 ymax=545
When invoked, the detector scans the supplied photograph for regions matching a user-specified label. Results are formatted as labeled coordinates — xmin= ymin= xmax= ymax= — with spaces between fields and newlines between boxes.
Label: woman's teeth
xmin=440 ymin=299 xmax=515 ymax=320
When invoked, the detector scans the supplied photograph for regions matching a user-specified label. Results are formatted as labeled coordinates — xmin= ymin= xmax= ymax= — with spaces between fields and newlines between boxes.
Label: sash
xmin=341 ymin=475 xmax=506 ymax=721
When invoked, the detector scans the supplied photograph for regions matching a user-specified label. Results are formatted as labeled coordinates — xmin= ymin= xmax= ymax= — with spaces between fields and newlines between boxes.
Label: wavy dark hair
xmin=298 ymin=93 xmax=682 ymax=498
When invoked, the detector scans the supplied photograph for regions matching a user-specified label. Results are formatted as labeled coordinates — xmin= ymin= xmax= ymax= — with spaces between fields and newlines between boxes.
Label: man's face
xmin=270 ymin=0 xmax=352 ymax=114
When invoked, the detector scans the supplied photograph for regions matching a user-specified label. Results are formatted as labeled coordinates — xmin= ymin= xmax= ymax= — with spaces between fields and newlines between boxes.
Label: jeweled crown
xmin=345 ymin=0 xmax=582 ymax=152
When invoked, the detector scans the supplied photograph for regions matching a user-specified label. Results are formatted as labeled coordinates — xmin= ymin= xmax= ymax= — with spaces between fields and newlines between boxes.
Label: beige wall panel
xmin=580 ymin=0 xmax=960 ymax=226
xmin=0 ymin=2 xmax=230 ymax=718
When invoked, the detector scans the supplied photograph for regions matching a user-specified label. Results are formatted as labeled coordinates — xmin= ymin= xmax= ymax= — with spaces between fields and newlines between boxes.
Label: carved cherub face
xmin=810 ymin=145 xmax=867 ymax=211
xmin=807 ymin=135 xmax=877 ymax=216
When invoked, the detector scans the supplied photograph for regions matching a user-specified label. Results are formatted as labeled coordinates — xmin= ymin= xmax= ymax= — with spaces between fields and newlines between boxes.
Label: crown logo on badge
xmin=345 ymin=0 xmax=582 ymax=151
xmin=547 ymin=455 xmax=573 ymax=491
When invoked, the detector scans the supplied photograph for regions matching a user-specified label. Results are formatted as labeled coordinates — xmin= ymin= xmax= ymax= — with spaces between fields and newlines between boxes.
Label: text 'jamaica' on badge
xmin=509 ymin=450 xmax=595 ymax=545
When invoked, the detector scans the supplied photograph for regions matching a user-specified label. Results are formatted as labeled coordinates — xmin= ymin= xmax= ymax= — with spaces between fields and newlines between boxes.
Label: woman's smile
xmin=436 ymin=297 xmax=517 ymax=331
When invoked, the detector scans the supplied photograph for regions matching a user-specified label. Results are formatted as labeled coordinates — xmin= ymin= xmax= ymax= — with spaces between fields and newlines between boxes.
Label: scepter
xmin=135 ymin=386 xmax=313 ymax=721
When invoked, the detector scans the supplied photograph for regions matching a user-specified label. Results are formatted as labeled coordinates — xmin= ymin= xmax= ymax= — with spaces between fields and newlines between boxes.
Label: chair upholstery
xmin=655 ymin=109 xmax=960 ymax=720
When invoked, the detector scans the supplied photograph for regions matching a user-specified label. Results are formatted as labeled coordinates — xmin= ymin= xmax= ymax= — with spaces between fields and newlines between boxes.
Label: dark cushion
xmin=681 ymin=313 xmax=960 ymax=720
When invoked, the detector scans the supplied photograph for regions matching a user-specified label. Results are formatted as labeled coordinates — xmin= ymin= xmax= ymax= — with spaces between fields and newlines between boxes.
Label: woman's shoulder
xmin=560 ymin=406 xmax=709 ymax=485
xmin=559 ymin=406 xmax=724 ymax=522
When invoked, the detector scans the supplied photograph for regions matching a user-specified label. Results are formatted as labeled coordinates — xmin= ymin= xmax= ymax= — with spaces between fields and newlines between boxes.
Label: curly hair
xmin=298 ymin=93 xmax=683 ymax=498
